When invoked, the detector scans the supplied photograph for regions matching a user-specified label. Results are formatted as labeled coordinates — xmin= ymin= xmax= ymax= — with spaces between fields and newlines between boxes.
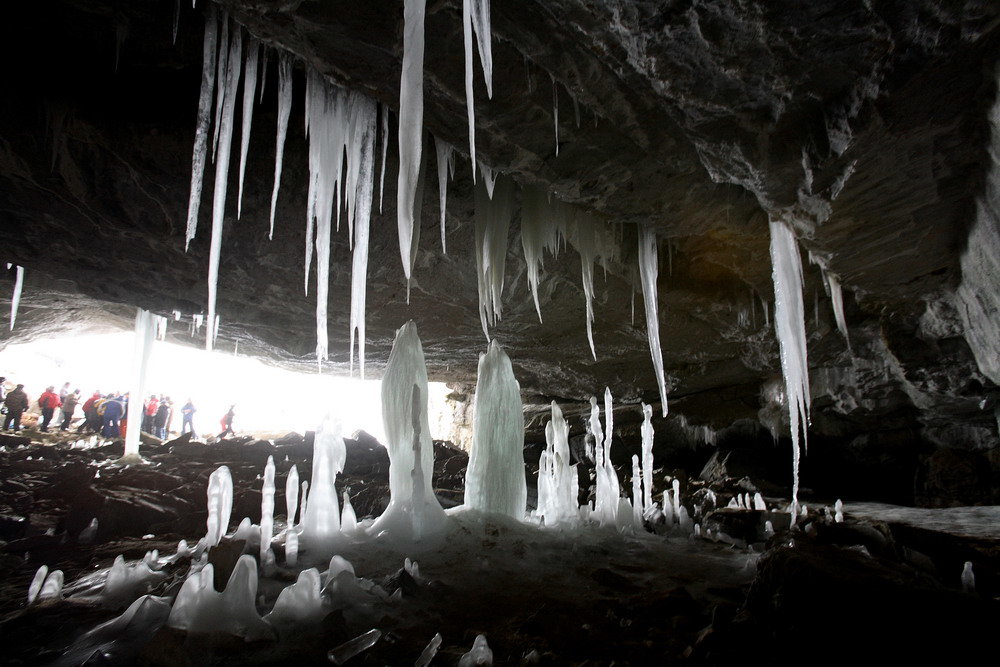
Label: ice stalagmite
xmin=638 ymin=226 xmax=669 ymax=416
xmin=123 ymin=309 xmax=155 ymax=459
xmin=286 ymin=464 xmax=299 ymax=526
xmin=205 ymin=466 xmax=234 ymax=547
xmin=268 ymin=53 xmax=293 ymax=240
xmin=434 ymin=137 xmax=456 ymax=252
xmin=370 ymin=321 xmax=446 ymax=540
xmin=536 ymin=401 xmax=580 ymax=526
xmin=206 ymin=24 xmax=242 ymax=352
xmin=592 ymin=388 xmax=623 ymax=527
xmin=300 ymin=415 xmax=346 ymax=553
xmin=184 ymin=6 xmax=218 ymax=250
xmin=474 ymin=176 xmax=515 ymax=339
xmin=465 ymin=341 xmax=526 ymax=519
xmin=167 ymin=555 xmax=270 ymax=640
xmin=260 ymin=455 xmax=275 ymax=559
xmin=462 ymin=0 xmax=493 ymax=181
xmin=768 ymin=218 xmax=810 ymax=523
xmin=236 ymin=38 xmax=259 ymax=218
xmin=9 ymin=265 xmax=24 ymax=330
xmin=640 ymin=403 xmax=654 ymax=512
xmin=396 ymin=0 xmax=425 ymax=282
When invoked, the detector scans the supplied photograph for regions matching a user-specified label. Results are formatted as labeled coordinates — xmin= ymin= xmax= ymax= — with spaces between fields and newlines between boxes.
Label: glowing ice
xmin=268 ymin=52 xmax=293 ymax=240
xmin=536 ymin=401 xmax=580 ymax=526
xmin=753 ymin=493 xmax=767 ymax=511
xmin=592 ymin=390 xmax=623 ymax=527
xmin=236 ymin=38 xmax=259 ymax=218
xmin=101 ymin=554 xmax=167 ymax=607
xmin=769 ymin=217 xmax=810 ymax=523
xmin=286 ymin=464 xmax=300 ymax=526
xmin=124 ymin=308 xmax=156 ymax=459
xmin=962 ymin=561 xmax=975 ymax=593
xmin=434 ymin=136 xmax=456 ymax=252
xmin=265 ymin=568 xmax=325 ymax=628
xmin=640 ymin=403 xmax=654 ymax=513
xmin=28 ymin=565 xmax=48 ymax=604
xmin=329 ymin=629 xmax=382 ymax=665
xmin=462 ymin=0 xmax=493 ymax=181
xmin=465 ymin=341 xmax=526 ymax=519
xmin=416 ymin=632 xmax=443 ymax=667
xmin=459 ymin=633 xmax=493 ymax=666
xmin=638 ymin=226 xmax=668 ymax=416
xmin=474 ymin=176 xmax=515 ymax=339
xmin=184 ymin=6 xmax=217 ymax=250
xmin=38 ymin=570 xmax=64 ymax=601
xmin=396 ymin=0 xmax=426 ymax=282
xmin=9 ymin=265 xmax=23 ymax=331
xmin=260 ymin=455 xmax=275 ymax=559
xmin=370 ymin=321 xmax=446 ymax=540
xmin=520 ymin=187 xmax=562 ymax=322
xmin=166 ymin=555 xmax=271 ymax=639
xmin=286 ymin=528 xmax=299 ymax=565
xmin=834 ymin=499 xmax=843 ymax=523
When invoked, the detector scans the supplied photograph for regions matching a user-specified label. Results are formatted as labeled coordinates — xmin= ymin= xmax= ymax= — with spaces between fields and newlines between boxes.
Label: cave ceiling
xmin=1 ymin=0 xmax=998 ymax=436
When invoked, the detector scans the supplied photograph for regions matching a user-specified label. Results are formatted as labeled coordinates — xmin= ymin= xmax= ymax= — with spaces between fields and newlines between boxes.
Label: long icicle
xmin=350 ymin=97 xmax=377 ymax=377
xmin=211 ymin=13 xmax=230 ymax=161
xmin=462 ymin=0 xmax=493 ymax=182
xmin=9 ymin=265 xmax=24 ymax=331
xmin=378 ymin=105 xmax=389 ymax=214
xmin=268 ymin=52 xmax=293 ymax=240
xmin=205 ymin=24 xmax=242 ymax=352
xmin=638 ymin=226 xmax=668 ymax=416
xmin=236 ymin=38 xmax=260 ymax=219
xmin=768 ymin=217 xmax=810 ymax=524
xmin=396 ymin=0 xmax=426 ymax=287
xmin=184 ymin=5 xmax=218 ymax=250
xmin=434 ymin=137 xmax=455 ymax=253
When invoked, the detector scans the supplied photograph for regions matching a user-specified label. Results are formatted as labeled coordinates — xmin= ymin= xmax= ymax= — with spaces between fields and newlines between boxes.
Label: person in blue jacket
xmin=102 ymin=394 xmax=125 ymax=438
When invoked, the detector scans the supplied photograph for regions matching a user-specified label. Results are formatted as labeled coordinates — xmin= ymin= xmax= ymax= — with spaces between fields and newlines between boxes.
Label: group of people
xmin=1 ymin=377 xmax=221 ymax=441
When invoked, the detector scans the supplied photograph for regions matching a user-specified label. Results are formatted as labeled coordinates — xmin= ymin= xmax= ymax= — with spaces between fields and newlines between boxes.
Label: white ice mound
xmin=205 ymin=465 xmax=234 ymax=548
xmin=264 ymin=567 xmax=325 ymax=630
xmin=370 ymin=321 xmax=447 ymax=541
xmin=167 ymin=554 xmax=271 ymax=640
xmin=300 ymin=414 xmax=346 ymax=554
xmin=464 ymin=340 xmax=526 ymax=519
xmin=536 ymin=401 xmax=580 ymax=526
xmin=101 ymin=554 xmax=167 ymax=608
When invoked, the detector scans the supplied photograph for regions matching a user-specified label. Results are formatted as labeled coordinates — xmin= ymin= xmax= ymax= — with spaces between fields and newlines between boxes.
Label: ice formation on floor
xmin=552 ymin=76 xmax=560 ymax=156
xmin=462 ymin=0 xmax=493 ymax=181
xmin=268 ymin=52 xmax=293 ymax=240
xmin=459 ymin=633 xmax=493 ymax=666
xmin=300 ymin=414 xmax=346 ymax=553
xmin=591 ymin=389 xmax=628 ymax=528
xmin=329 ymin=629 xmax=383 ymax=664
xmin=640 ymin=402 xmax=655 ymax=514
xmin=396 ymin=0 xmax=426 ymax=284
xmin=416 ymin=633 xmax=443 ymax=667
xmin=465 ymin=341 xmax=527 ymax=519
xmin=9 ymin=264 xmax=23 ymax=330
xmin=265 ymin=567 xmax=325 ymax=630
xmin=768 ymin=218 xmax=810 ymax=523
xmin=167 ymin=554 xmax=271 ymax=639
xmin=638 ymin=226 xmax=668 ymax=416
xmin=535 ymin=401 xmax=580 ymax=526
xmin=236 ymin=38 xmax=259 ymax=218
xmin=101 ymin=555 xmax=167 ymax=608
xmin=961 ymin=561 xmax=975 ymax=593
xmin=260 ymin=455 xmax=275 ymax=559
xmin=434 ymin=136 xmax=456 ymax=252
xmin=205 ymin=19 xmax=242 ymax=352
xmin=474 ymin=176 xmax=515 ymax=339
xmin=370 ymin=321 xmax=446 ymax=540
xmin=184 ymin=5 xmax=217 ymax=250
xmin=124 ymin=308 xmax=155 ymax=459
xmin=205 ymin=465 xmax=234 ymax=547
xmin=286 ymin=464 xmax=300 ymax=526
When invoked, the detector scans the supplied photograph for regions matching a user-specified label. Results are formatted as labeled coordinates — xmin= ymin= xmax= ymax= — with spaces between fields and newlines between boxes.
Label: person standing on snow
xmin=217 ymin=405 xmax=236 ymax=440
xmin=3 ymin=384 xmax=29 ymax=431
xmin=38 ymin=386 xmax=62 ymax=432
xmin=60 ymin=389 xmax=80 ymax=431
xmin=181 ymin=399 xmax=196 ymax=436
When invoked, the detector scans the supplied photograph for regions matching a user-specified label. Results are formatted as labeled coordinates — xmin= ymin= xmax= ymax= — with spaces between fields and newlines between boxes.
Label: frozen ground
xmin=846 ymin=503 xmax=1000 ymax=539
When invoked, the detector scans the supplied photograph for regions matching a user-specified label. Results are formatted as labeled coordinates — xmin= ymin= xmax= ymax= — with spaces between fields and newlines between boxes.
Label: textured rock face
xmin=1 ymin=1 xmax=999 ymax=501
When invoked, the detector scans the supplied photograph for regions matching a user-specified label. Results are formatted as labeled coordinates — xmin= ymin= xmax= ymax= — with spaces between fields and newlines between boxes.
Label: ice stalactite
xmin=172 ymin=0 xmax=180 ymax=44
xmin=396 ymin=0 xmax=426 ymax=283
xmin=378 ymin=105 xmax=389 ymax=213
xmin=184 ymin=5 xmax=217 ymax=250
xmin=167 ymin=555 xmax=271 ymax=640
xmin=206 ymin=22 xmax=242 ymax=352
xmin=768 ymin=218 xmax=810 ymax=523
xmin=303 ymin=70 xmax=378 ymax=365
xmin=155 ymin=315 xmax=168 ymax=341
xmin=826 ymin=271 xmax=850 ymax=348
xmin=260 ymin=455 xmax=275 ymax=559
xmin=465 ymin=341 xmax=527 ymax=519
xmin=474 ymin=176 xmax=515 ymax=339
xmin=462 ymin=0 xmax=493 ymax=182
xmin=123 ymin=309 xmax=156 ymax=460
xmin=536 ymin=401 xmax=580 ymax=526
xmin=566 ymin=211 xmax=616 ymax=360
xmin=638 ymin=226 xmax=669 ymax=416
xmin=370 ymin=321 xmax=446 ymax=540
xmin=300 ymin=414 xmax=346 ymax=553
xmin=479 ymin=160 xmax=497 ymax=198
xmin=286 ymin=464 xmax=300 ymax=526
xmin=520 ymin=187 xmax=563 ymax=322
xmin=434 ymin=137 xmax=456 ymax=252
xmin=552 ymin=75 xmax=559 ymax=156
xmin=204 ymin=465 xmax=234 ymax=548
xmin=9 ymin=264 xmax=24 ymax=330
xmin=640 ymin=403 xmax=654 ymax=513
xmin=236 ymin=38 xmax=259 ymax=218
xmin=211 ymin=15 xmax=230 ymax=160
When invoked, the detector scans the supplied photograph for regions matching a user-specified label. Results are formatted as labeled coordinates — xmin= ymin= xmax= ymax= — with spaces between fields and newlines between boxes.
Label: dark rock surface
xmin=1 ymin=0 xmax=999 ymax=505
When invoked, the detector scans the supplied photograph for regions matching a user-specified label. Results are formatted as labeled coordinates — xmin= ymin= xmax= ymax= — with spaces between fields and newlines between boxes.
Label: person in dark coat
xmin=181 ymin=399 xmax=196 ymax=436
xmin=101 ymin=394 xmax=124 ymax=439
xmin=154 ymin=397 xmax=169 ymax=439
xmin=38 ymin=386 xmax=61 ymax=432
xmin=217 ymin=405 xmax=235 ymax=439
xmin=3 ymin=384 xmax=29 ymax=431
xmin=60 ymin=389 xmax=80 ymax=431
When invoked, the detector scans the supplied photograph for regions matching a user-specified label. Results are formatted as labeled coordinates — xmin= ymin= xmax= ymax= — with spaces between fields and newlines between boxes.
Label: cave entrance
xmin=0 ymin=332 xmax=452 ymax=444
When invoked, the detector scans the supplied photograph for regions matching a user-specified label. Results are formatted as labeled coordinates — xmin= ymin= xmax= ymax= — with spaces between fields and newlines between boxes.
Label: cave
xmin=1 ymin=0 xmax=999 ymax=664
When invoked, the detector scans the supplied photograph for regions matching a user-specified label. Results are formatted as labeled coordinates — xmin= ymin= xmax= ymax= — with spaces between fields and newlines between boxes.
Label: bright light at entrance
xmin=0 ymin=332 xmax=452 ymax=444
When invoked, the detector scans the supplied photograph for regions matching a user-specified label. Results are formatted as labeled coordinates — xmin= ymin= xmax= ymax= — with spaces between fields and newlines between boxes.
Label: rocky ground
xmin=0 ymin=430 xmax=998 ymax=665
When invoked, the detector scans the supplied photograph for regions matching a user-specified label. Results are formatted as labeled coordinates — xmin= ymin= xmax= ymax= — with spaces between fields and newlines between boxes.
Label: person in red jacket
xmin=142 ymin=394 xmax=159 ymax=434
xmin=38 ymin=386 xmax=62 ymax=432
xmin=78 ymin=391 xmax=102 ymax=433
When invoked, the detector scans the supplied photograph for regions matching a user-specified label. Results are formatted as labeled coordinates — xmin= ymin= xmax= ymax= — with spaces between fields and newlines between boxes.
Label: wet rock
xmin=915 ymin=447 xmax=994 ymax=507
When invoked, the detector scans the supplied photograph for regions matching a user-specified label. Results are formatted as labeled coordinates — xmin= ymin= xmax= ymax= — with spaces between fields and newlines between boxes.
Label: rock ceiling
xmin=1 ymin=0 xmax=998 ymax=452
